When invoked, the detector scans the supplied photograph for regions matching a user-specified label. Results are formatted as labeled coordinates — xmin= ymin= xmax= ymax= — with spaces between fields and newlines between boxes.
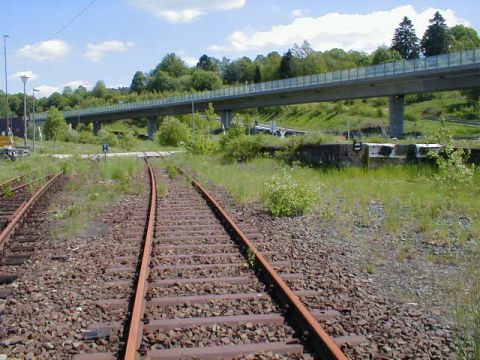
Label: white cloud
xmin=12 ymin=71 xmax=38 ymax=81
xmin=130 ymin=0 xmax=246 ymax=22
xmin=63 ymin=80 xmax=92 ymax=90
xmin=183 ymin=56 xmax=198 ymax=66
xmin=210 ymin=5 xmax=468 ymax=54
xmin=16 ymin=39 xmax=71 ymax=62
xmin=291 ymin=9 xmax=304 ymax=18
xmin=85 ymin=40 xmax=135 ymax=62
xmin=35 ymin=85 xmax=59 ymax=97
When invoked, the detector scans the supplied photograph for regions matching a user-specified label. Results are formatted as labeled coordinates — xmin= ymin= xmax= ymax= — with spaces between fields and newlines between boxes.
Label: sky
xmin=0 ymin=0 xmax=479 ymax=98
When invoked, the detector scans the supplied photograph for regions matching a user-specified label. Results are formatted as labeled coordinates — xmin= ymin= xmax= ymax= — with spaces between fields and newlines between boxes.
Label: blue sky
xmin=1 ymin=0 xmax=479 ymax=98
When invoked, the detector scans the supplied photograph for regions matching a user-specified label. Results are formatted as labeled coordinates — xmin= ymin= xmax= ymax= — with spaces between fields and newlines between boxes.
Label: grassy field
xmin=175 ymin=153 xmax=480 ymax=357
xmin=256 ymin=91 xmax=480 ymax=137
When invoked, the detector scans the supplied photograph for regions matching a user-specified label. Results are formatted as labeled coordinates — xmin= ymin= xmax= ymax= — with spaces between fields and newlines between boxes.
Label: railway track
xmin=75 ymin=160 xmax=367 ymax=359
xmin=0 ymin=172 xmax=64 ymax=299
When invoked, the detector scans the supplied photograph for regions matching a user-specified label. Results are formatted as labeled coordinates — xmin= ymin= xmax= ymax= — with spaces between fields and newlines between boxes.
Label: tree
xmin=448 ymin=25 xmax=480 ymax=51
xmin=196 ymin=54 xmax=220 ymax=73
xmin=148 ymin=71 xmax=178 ymax=92
xmin=130 ymin=71 xmax=148 ymax=94
xmin=279 ymin=49 xmax=294 ymax=79
xmin=371 ymin=45 xmax=403 ymax=65
xmin=156 ymin=116 xmax=190 ymax=146
xmin=48 ymin=92 xmax=67 ymax=109
xmin=421 ymin=11 xmax=449 ymax=56
xmin=154 ymin=53 xmax=189 ymax=78
xmin=191 ymin=69 xmax=222 ymax=91
xmin=44 ymin=107 xmax=68 ymax=140
xmin=391 ymin=16 xmax=420 ymax=59
xmin=253 ymin=65 xmax=262 ymax=83
xmin=91 ymin=80 xmax=108 ymax=99
xmin=262 ymin=52 xmax=281 ymax=81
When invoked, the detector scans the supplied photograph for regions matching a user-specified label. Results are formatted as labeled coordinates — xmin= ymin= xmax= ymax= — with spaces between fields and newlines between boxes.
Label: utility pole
xmin=32 ymin=88 xmax=39 ymax=152
xmin=191 ymin=100 xmax=195 ymax=136
xmin=3 ymin=35 xmax=9 ymax=132
xmin=20 ymin=75 xmax=29 ymax=147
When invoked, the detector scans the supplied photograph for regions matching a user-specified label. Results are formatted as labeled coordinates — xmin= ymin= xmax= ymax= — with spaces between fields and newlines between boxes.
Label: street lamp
xmin=32 ymin=88 xmax=39 ymax=152
xmin=3 ymin=35 xmax=9 ymax=132
xmin=20 ymin=75 xmax=29 ymax=147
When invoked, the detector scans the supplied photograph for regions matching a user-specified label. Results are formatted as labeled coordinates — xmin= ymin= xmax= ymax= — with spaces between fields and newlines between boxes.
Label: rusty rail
xmin=180 ymin=168 xmax=348 ymax=360
xmin=0 ymin=172 xmax=63 ymax=248
xmin=124 ymin=158 xmax=157 ymax=360
xmin=0 ymin=172 xmax=39 ymax=197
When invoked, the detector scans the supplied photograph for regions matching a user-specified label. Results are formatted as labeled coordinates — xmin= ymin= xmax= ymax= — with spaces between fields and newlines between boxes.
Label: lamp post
xmin=20 ymin=75 xmax=29 ymax=147
xmin=3 ymin=35 xmax=9 ymax=132
xmin=32 ymin=88 xmax=39 ymax=152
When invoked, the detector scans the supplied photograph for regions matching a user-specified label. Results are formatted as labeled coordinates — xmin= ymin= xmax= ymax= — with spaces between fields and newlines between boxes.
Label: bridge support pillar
xmin=389 ymin=95 xmax=405 ymax=138
xmin=221 ymin=110 xmax=234 ymax=129
xmin=93 ymin=121 xmax=102 ymax=135
xmin=147 ymin=118 xmax=159 ymax=140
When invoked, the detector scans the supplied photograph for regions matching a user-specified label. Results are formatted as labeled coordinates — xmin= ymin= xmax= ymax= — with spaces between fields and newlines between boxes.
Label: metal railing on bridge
xmin=35 ymin=49 xmax=480 ymax=121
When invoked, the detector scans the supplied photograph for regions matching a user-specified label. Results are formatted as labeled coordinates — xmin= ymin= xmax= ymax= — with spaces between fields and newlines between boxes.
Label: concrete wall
xmin=291 ymin=143 xmax=452 ymax=168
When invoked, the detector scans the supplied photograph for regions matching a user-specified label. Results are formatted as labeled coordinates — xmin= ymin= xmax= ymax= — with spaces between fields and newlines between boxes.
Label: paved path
xmin=51 ymin=151 xmax=180 ymax=159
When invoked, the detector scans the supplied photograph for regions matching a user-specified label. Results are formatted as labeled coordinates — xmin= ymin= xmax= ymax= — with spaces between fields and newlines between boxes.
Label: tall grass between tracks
xmin=49 ymin=157 xmax=143 ymax=240
xmin=0 ymin=155 xmax=62 ymax=183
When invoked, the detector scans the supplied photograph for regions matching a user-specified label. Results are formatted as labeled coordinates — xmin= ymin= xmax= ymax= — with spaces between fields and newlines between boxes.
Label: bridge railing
xmin=35 ymin=49 xmax=479 ymax=121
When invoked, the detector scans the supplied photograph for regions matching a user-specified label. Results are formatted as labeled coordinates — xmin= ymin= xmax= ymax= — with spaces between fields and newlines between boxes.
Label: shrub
xmin=219 ymin=123 xmax=246 ymax=150
xmin=64 ymin=129 xmax=80 ymax=143
xmin=262 ymin=168 xmax=318 ymax=217
xmin=185 ymin=136 xmax=219 ymax=154
xmin=119 ymin=133 xmax=137 ymax=151
xmin=98 ymin=129 xmax=119 ymax=147
xmin=44 ymin=107 xmax=68 ymax=140
xmin=430 ymin=123 xmax=475 ymax=189
xmin=156 ymin=116 xmax=190 ymax=146
xmin=222 ymin=135 xmax=264 ymax=163
xmin=79 ymin=131 xmax=99 ymax=144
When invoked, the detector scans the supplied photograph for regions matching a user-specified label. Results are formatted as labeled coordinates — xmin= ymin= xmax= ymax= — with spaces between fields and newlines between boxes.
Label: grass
xmin=257 ymin=92 xmax=480 ymax=138
xmin=177 ymin=155 xmax=480 ymax=236
xmin=0 ymin=155 xmax=63 ymax=183
xmin=49 ymin=157 xmax=143 ymax=240
xmin=32 ymin=139 xmax=178 ymax=155
xmin=175 ymin=153 xmax=480 ymax=357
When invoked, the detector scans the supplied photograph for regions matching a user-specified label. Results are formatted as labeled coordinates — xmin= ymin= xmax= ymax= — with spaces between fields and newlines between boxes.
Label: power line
xmin=12 ymin=0 xmax=98 ymax=54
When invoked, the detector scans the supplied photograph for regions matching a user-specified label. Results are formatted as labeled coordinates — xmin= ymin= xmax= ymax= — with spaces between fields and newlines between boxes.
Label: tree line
xmin=1 ymin=11 xmax=479 ymax=117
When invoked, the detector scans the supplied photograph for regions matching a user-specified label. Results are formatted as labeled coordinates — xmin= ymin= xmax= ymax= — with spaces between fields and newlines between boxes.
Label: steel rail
xmin=0 ymin=172 xmax=38 ymax=197
xmin=0 ymin=172 xmax=63 ymax=248
xmin=180 ymin=168 xmax=348 ymax=360
xmin=124 ymin=158 xmax=157 ymax=360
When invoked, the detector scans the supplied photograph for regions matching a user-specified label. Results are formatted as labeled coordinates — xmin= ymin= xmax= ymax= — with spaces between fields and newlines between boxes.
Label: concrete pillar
xmin=220 ymin=110 xmax=234 ymax=129
xmin=147 ymin=118 xmax=159 ymax=140
xmin=389 ymin=95 xmax=405 ymax=138
xmin=93 ymin=121 xmax=102 ymax=135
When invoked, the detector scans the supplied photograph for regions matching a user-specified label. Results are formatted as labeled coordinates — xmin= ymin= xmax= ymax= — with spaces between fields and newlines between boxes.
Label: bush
xmin=185 ymin=136 xmax=219 ymax=154
xmin=262 ymin=168 xmax=318 ymax=217
xmin=430 ymin=124 xmax=475 ymax=189
xmin=79 ymin=131 xmax=99 ymax=144
xmin=219 ymin=123 xmax=246 ymax=150
xmin=44 ymin=107 xmax=68 ymax=140
xmin=222 ymin=135 xmax=264 ymax=163
xmin=64 ymin=129 xmax=80 ymax=143
xmin=98 ymin=129 xmax=119 ymax=147
xmin=156 ymin=117 xmax=190 ymax=146
xmin=119 ymin=133 xmax=137 ymax=151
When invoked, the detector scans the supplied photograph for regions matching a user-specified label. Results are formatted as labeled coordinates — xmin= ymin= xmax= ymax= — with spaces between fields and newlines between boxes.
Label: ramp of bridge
xmin=32 ymin=49 xmax=480 ymax=126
